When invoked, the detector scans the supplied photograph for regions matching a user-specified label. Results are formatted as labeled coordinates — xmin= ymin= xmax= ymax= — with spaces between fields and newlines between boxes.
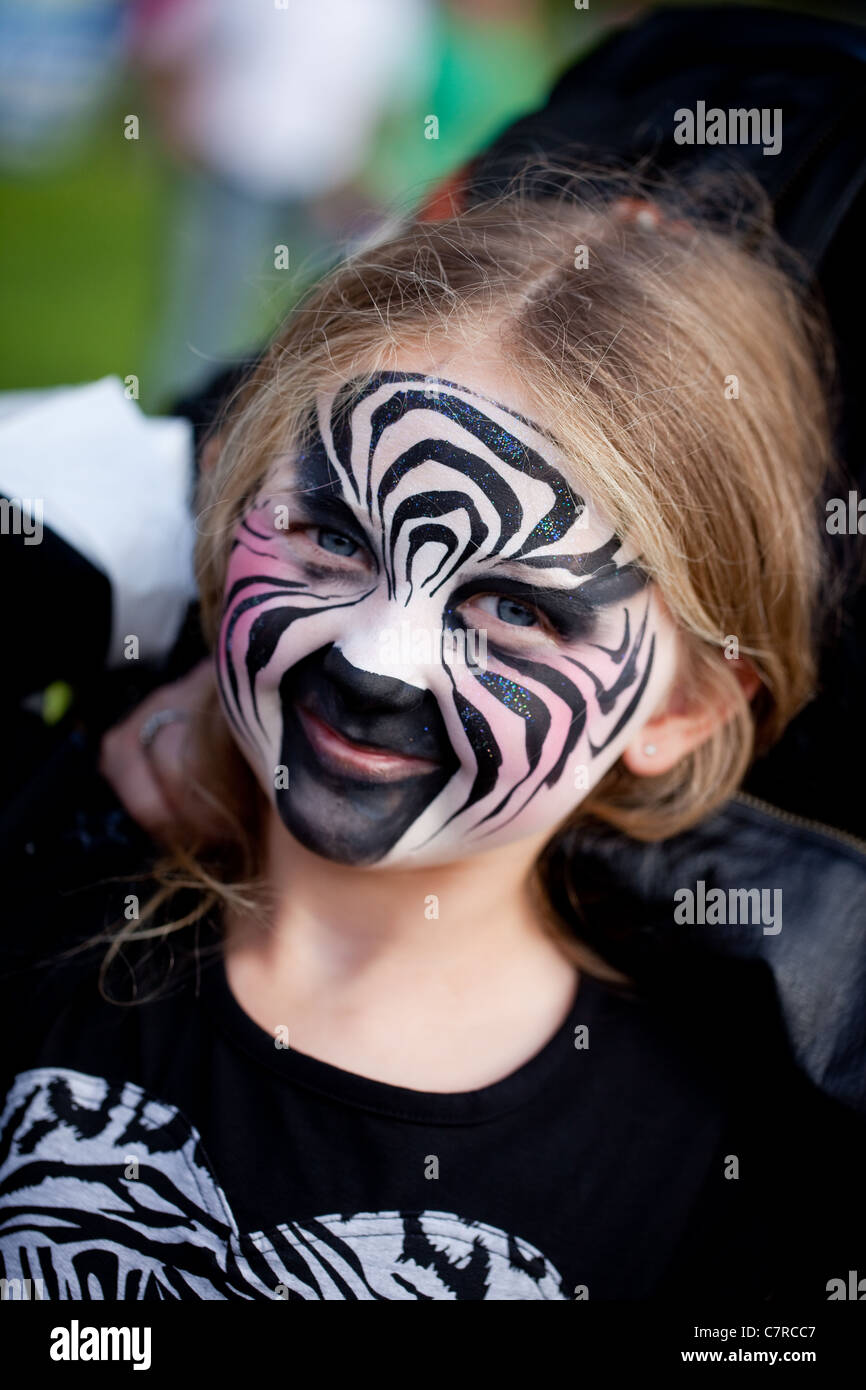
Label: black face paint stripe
xmin=299 ymin=373 xmax=642 ymax=611
xmin=404 ymin=523 xmax=459 ymax=602
xmin=514 ymin=538 xmax=649 ymax=607
xmin=466 ymin=669 xmax=551 ymax=827
xmin=376 ymin=438 xmax=524 ymax=560
xmin=589 ymin=630 xmax=657 ymax=756
xmin=389 ymin=490 xmax=486 ymax=601
xmin=220 ymin=577 xmax=322 ymax=742
xmin=492 ymin=650 xmax=590 ymax=791
xmin=566 ymin=602 xmax=651 ymax=716
xmin=327 ymin=389 xmax=362 ymax=503
xmin=420 ymin=679 xmax=504 ymax=843
xmin=366 ymin=387 xmax=581 ymax=558
xmin=240 ymin=515 xmax=274 ymax=542
xmin=590 ymin=607 xmax=630 ymax=662
xmin=352 ymin=369 xmax=563 ymax=445
xmin=435 ymin=593 xmax=655 ymax=837
xmin=576 ymin=561 xmax=648 ymax=608
xmin=221 ymin=582 xmax=376 ymax=745
xmin=460 ymin=655 xmax=587 ymax=836
xmin=472 ymin=612 xmax=655 ymax=836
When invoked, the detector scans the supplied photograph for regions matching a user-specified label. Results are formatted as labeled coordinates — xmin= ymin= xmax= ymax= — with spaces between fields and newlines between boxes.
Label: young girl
xmin=1 ymin=170 xmax=862 ymax=1302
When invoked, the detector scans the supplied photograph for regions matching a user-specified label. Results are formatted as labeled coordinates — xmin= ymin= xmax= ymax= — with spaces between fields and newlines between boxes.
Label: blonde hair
xmin=96 ymin=160 xmax=839 ymax=991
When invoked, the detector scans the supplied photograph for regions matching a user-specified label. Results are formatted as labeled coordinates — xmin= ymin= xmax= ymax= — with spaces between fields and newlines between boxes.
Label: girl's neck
xmin=221 ymin=812 xmax=581 ymax=1091
xmin=230 ymin=810 xmax=558 ymax=974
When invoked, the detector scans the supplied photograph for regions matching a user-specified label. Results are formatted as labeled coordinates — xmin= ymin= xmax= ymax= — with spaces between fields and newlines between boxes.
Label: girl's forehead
xmin=317 ymin=370 xmax=567 ymax=471
xmin=263 ymin=369 xmax=614 ymax=546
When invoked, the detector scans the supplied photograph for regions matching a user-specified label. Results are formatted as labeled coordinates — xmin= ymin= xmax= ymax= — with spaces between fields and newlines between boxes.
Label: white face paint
xmin=216 ymin=370 xmax=678 ymax=867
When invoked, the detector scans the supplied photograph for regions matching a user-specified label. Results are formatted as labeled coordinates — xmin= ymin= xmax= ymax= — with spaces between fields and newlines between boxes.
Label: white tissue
xmin=0 ymin=376 xmax=197 ymax=667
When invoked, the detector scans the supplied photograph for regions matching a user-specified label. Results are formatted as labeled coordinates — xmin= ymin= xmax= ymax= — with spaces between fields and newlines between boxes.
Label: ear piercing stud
xmin=643 ymin=743 xmax=658 ymax=757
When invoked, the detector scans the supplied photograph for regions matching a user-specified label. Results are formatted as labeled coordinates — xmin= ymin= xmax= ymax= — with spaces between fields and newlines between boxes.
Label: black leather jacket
xmin=544 ymin=793 xmax=866 ymax=1116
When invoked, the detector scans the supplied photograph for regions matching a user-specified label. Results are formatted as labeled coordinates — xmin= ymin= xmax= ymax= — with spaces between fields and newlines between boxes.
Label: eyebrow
xmin=486 ymin=555 xmax=585 ymax=585
xmin=294 ymin=490 xmax=370 ymax=536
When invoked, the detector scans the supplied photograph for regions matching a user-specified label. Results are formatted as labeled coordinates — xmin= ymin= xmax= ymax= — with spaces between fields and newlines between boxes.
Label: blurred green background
xmin=0 ymin=0 xmax=859 ymax=413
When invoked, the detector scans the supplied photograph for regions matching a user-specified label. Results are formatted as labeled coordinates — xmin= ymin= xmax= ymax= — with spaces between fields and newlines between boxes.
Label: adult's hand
xmin=99 ymin=659 xmax=221 ymax=841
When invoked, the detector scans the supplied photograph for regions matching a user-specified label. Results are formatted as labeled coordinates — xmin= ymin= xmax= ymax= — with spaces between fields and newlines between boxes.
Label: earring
xmin=643 ymin=743 xmax=658 ymax=756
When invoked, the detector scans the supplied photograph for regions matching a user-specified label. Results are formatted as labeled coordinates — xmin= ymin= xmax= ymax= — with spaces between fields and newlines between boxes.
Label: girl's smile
xmin=295 ymin=700 xmax=442 ymax=780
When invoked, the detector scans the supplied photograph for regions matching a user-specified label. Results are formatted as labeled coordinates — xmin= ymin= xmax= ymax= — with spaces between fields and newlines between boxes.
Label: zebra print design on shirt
xmin=0 ymin=1068 xmax=568 ymax=1300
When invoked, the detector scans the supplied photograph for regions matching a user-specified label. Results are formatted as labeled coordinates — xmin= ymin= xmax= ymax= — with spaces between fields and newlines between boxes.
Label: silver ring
xmin=139 ymin=708 xmax=191 ymax=752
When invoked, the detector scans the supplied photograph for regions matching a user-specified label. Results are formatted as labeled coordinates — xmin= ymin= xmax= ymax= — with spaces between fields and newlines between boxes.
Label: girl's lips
xmin=295 ymin=703 xmax=441 ymax=781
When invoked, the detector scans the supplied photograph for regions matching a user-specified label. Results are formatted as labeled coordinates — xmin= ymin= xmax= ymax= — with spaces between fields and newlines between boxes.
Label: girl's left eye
xmin=471 ymin=594 xmax=542 ymax=628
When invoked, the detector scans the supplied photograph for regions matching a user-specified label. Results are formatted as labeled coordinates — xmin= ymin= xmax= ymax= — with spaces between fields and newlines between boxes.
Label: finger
xmin=99 ymin=731 xmax=177 ymax=835
xmin=146 ymin=720 xmax=193 ymax=805
xmin=104 ymin=754 xmax=178 ymax=835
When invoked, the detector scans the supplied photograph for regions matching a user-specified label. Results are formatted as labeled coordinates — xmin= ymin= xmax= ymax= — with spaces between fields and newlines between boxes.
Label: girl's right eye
xmin=313 ymin=528 xmax=359 ymax=558
xmin=290 ymin=523 xmax=373 ymax=576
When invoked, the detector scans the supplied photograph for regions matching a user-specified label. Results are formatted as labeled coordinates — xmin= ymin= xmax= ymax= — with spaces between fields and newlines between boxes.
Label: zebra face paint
xmin=217 ymin=371 xmax=675 ymax=867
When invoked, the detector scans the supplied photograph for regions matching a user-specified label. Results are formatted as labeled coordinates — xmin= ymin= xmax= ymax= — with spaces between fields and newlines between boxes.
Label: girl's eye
xmin=471 ymin=593 xmax=542 ymax=629
xmin=314 ymin=527 xmax=359 ymax=558
xmin=496 ymin=597 xmax=539 ymax=627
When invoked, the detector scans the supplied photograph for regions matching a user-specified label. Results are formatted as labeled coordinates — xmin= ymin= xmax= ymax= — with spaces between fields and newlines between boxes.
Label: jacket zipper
xmin=733 ymin=790 xmax=866 ymax=860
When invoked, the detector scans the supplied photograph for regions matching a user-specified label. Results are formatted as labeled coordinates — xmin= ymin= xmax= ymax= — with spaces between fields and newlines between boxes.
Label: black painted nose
xmin=282 ymin=643 xmax=452 ymax=764
xmin=321 ymin=643 xmax=428 ymax=715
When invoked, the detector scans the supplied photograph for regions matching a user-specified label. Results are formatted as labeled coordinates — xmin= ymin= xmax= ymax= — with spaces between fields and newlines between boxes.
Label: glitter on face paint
xmin=476 ymin=671 xmax=534 ymax=720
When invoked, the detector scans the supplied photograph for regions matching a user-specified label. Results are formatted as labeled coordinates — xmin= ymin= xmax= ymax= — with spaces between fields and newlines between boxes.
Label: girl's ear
xmin=621 ymin=657 xmax=762 ymax=776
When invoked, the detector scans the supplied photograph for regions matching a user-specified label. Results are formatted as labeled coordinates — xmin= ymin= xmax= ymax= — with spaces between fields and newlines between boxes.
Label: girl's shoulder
xmin=549 ymin=795 xmax=866 ymax=1117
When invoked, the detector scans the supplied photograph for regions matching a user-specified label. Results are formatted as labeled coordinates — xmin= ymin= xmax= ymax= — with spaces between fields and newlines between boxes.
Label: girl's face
xmin=216 ymin=362 xmax=679 ymax=867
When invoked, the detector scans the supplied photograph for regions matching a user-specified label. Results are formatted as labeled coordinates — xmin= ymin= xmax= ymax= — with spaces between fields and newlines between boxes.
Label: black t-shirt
xmin=0 ymin=750 xmax=863 ymax=1302
xmin=2 ymin=927 xmax=864 ymax=1302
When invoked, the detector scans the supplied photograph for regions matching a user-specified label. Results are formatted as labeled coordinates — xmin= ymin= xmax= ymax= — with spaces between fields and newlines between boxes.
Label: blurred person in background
xmin=0 ymin=0 xmax=570 ymax=407
xmin=130 ymin=0 xmax=435 ymax=402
